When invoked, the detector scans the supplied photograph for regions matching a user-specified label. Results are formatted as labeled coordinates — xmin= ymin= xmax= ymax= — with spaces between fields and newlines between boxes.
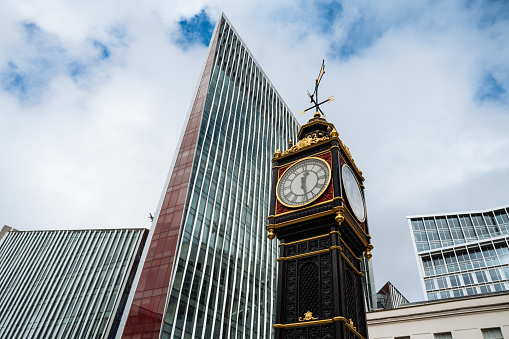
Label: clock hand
xmin=301 ymin=170 xmax=309 ymax=194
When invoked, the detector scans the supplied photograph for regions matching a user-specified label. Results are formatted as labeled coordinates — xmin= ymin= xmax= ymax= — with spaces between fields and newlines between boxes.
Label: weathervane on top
xmin=299 ymin=60 xmax=334 ymax=118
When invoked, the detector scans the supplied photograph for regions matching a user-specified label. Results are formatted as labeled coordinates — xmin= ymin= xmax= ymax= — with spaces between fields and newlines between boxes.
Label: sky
xmin=1 ymin=0 xmax=508 ymax=302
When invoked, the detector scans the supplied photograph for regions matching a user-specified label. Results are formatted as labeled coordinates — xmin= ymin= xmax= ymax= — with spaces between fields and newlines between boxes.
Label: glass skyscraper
xmin=119 ymin=13 xmax=300 ymax=338
xmin=0 ymin=228 xmax=147 ymax=338
xmin=408 ymin=205 xmax=509 ymax=301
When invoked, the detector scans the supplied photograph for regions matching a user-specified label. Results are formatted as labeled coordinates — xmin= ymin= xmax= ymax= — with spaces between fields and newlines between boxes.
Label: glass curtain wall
xmin=0 ymin=229 xmax=146 ymax=339
xmin=409 ymin=206 xmax=509 ymax=300
xmin=160 ymin=16 xmax=300 ymax=339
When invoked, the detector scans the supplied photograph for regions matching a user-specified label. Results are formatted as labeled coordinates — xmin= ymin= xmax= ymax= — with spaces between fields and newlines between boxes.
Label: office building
xmin=119 ymin=13 xmax=300 ymax=339
xmin=376 ymin=281 xmax=409 ymax=309
xmin=362 ymin=256 xmax=378 ymax=311
xmin=367 ymin=290 xmax=509 ymax=339
xmin=0 ymin=228 xmax=147 ymax=338
xmin=408 ymin=205 xmax=509 ymax=301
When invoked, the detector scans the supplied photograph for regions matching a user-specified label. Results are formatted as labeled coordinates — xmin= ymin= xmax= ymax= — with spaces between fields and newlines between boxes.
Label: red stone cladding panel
xmin=276 ymin=152 xmax=334 ymax=215
xmin=121 ymin=33 xmax=218 ymax=338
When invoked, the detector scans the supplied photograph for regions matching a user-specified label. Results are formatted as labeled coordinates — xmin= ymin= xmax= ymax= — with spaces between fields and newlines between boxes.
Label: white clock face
xmin=277 ymin=157 xmax=331 ymax=208
xmin=342 ymin=164 xmax=366 ymax=222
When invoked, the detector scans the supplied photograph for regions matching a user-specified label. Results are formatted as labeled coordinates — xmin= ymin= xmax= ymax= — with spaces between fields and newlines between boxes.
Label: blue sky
xmin=1 ymin=0 xmax=508 ymax=302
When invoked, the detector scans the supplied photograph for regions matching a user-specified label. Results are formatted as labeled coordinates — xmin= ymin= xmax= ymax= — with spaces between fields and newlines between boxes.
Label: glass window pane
xmin=448 ymin=217 xmax=465 ymax=244
xmin=413 ymin=219 xmax=429 ymax=252
xmin=425 ymin=279 xmax=435 ymax=291
xmin=436 ymin=217 xmax=454 ymax=247
xmin=427 ymin=292 xmax=438 ymax=300
xmin=482 ymin=244 xmax=500 ymax=267
xmin=466 ymin=287 xmax=477 ymax=295
xmin=423 ymin=257 xmax=435 ymax=277
xmin=489 ymin=269 xmax=502 ymax=282
xmin=435 ymin=333 xmax=453 ymax=339
xmin=437 ymin=277 xmax=448 ymax=289
xmin=459 ymin=215 xmax=477 ymax=242
xmin=476 ymin=271 xmax=488 ymax=283
xmin=462 ymin=273 xmax=474 ymax=285
xmin=503 ymin=267 xmax=509 ymax=280
xmin=493 ymin=283 xmax=506 ymax=292
xmin=433 ymin=255 xmax=447 ymax=274
xmin=425 ymin=218 xmax=441 ymax=249
xmin=444 ymin=253 xmax=459 ymax=273
xmin=495 ymin=243 xmax=509 ymax=265
xmin=456 ymin=250 xmax=473 ymax=271
xmin=449 ymin=275 xmax=461 ymax=287
xmin=484 ymin=213 xmax=500 ymax=236
xmin=482 ymin=328 xmax=503 ymax=339
xmin=452 ymin=289 xmax=463 ymax=297
xmin=479 ymin=285 xmax=491 ymax=293
xmin=469 ymin=247 xmax=486 ymax=268
xmin=471 ymin=214 xmax=490 ymax=239
xmin=439 ymin=290 xmax=450 ymax=299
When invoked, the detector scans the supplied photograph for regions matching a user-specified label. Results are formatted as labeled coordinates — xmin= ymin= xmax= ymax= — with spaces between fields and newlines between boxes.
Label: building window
xmin=466 ymin=287 xmax=478 ymax=295
xmin=489 ymin=268 xmax=503 ymax=281
xmin=469 ymin=247 xmax=486 ymax=268
xmin=457 ymin=251 xmax=473 ymax=271
xmin=444 ymin=253 xmax=460 ymax=272
xmin=427 ymin=292 xmax=438 ymax=300
xmin=482 ymin=245 xmax=500 ymax=266
xmin=482 ymin=328 xmax=503 ymax=339
xmin=423 ymin=257 xmax=435 ymax=277
xmin=440 ymin=291 xmax=450 ymax=299
xmin=395 ymin=337 xmax=410 ymax=339
xmin=476 ymin=271 xmax=488 ymax=283
xmin=452 ymin=289 xmax=464 ymax=297
xmin=425 ymin=279 xmax=435 ymax=291
xmin=479 ymin=285 xmax=491 ymax=293
xmin=462 ymin=273 xmax=474 ymax=285
xmin=495 ymin=243 xmax=509 ymax=265
xmin=437 ymin=277 xmax=448 ymax=289
xmin=433 ymin=256 xmax=447 ymax=274
xmin=449 ymin=275 xmax=461 ymax=287
xmin=493 ymin=283 xmax=506 ymax=292
xmin=435 ymin=332 xmax=453 ymax=339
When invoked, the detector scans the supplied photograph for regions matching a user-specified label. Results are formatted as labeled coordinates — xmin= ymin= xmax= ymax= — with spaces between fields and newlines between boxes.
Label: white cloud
xmin=0 ymin=0 xmax=508 ymax=301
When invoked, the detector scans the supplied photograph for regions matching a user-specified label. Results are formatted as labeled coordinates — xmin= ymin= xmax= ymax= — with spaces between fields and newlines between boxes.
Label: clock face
xmin=342 ymin=164 xmax=366 ymax=222
xmin=277 ymin=157 xmax=331 ymax=208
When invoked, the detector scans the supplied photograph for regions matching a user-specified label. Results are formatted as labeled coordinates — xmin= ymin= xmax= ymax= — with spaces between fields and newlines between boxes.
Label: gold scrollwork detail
xmin=347 ymin=318 xmax=357 ymax=331
xmin=338 ymin=139 xmax=364 ymax=181
xmin=280 ymin=133 xmax=329 ymax=157
xmin=299 ymin=311 xmax=318 ymax=322
xmin=274 ymin=316 xmax=366 ymax=339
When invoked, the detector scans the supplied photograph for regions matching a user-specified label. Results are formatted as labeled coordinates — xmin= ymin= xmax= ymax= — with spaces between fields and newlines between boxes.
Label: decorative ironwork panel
xmin=298 ymin=259 xmax=320 ymax=317
xmin=320 ymin=254 xmax=333 ymax=318
xmin=286 ymin=261 xmax=297 ymax=322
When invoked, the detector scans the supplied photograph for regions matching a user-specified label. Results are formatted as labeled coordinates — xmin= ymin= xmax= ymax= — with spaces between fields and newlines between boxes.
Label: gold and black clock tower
xmin=268 ymin=109 xmax=373 ymax=339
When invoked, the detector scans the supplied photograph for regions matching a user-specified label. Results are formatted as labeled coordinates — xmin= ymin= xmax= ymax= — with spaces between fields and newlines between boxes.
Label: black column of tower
xmin=268 ymin=114 xmax=372 ymax=339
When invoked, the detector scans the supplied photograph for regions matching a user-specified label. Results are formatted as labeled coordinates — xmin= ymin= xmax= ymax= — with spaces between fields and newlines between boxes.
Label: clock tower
xmin=268 ymin=64 xmax=372 ymax=339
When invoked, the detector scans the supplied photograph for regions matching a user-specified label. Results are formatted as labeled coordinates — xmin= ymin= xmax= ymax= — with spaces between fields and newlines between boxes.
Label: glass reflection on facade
xmin=120 ymin=13 xmax=300 ymax=339
xmin=408 ymin=205 xmax=509 ymax=300
xmin=163 ymin=17 xmax=300 ymax=339
xmin=0 ymin=228 xmax=147 ymax=339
